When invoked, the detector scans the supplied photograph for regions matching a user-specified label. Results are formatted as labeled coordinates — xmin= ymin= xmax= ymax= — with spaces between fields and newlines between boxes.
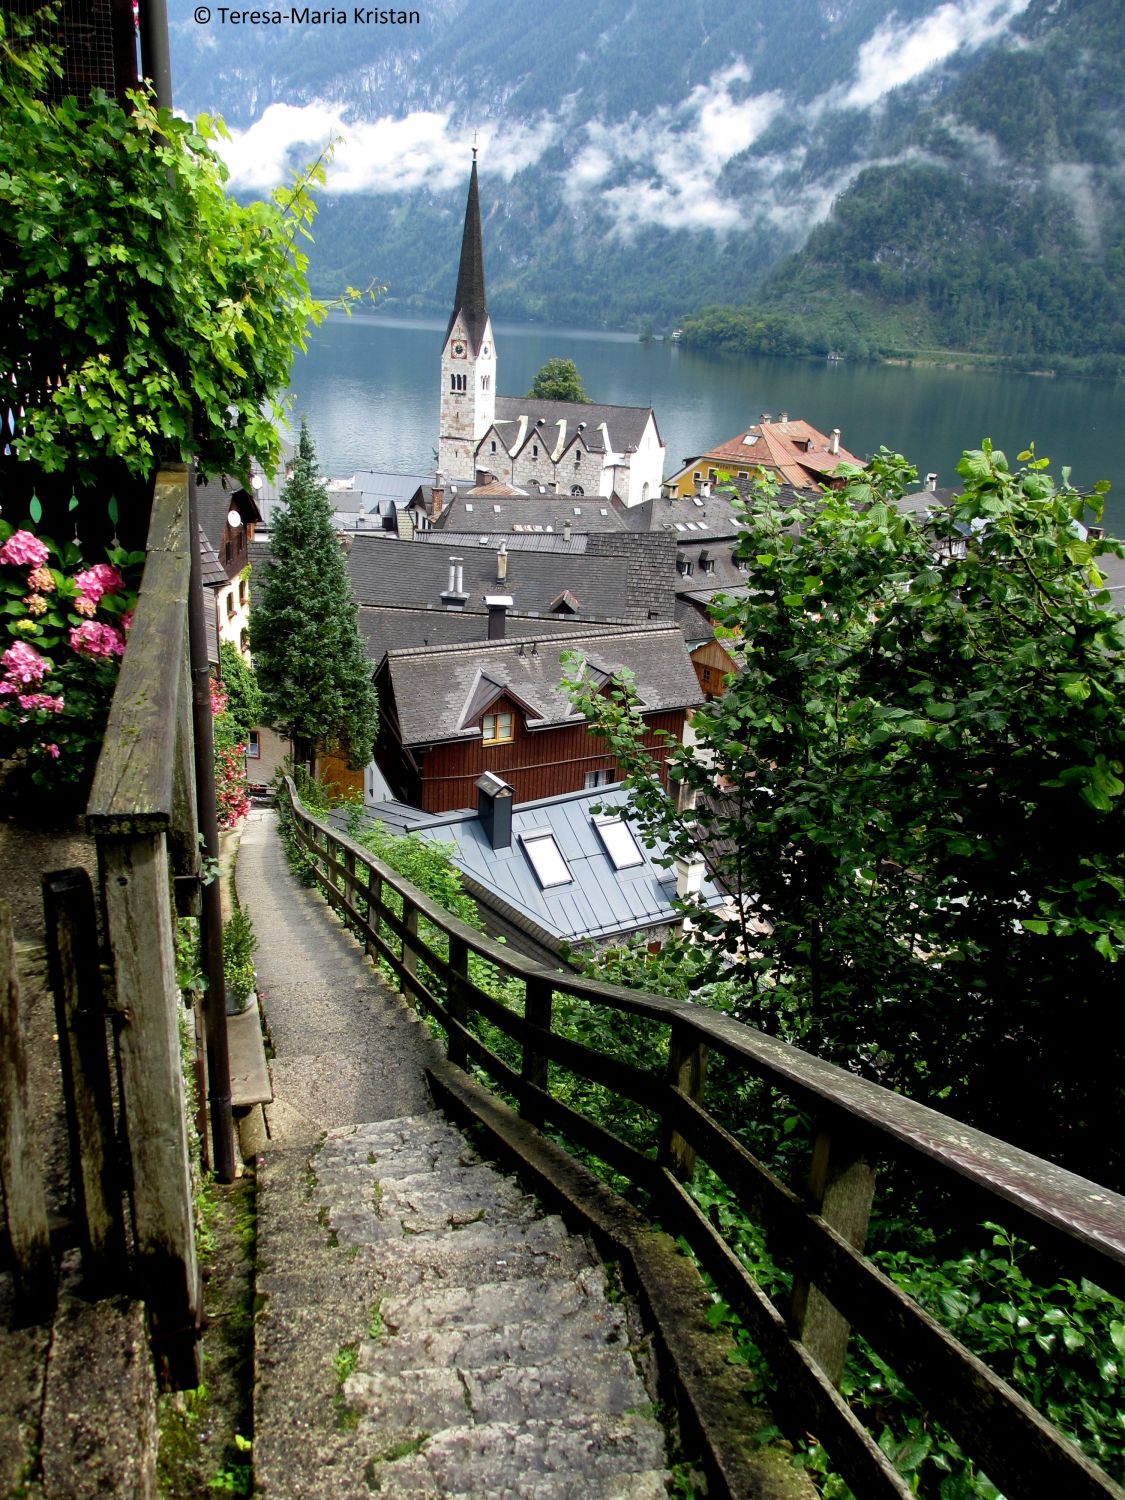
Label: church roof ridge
xmin=444 ymin=155 xmax=489 ymax=354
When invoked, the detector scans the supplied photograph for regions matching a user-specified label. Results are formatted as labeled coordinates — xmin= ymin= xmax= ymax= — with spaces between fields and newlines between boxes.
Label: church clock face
xmin=452 ymin=340 xmax=466 ymax=358
xmin=482 ymin=344 xmax=490 ymax=357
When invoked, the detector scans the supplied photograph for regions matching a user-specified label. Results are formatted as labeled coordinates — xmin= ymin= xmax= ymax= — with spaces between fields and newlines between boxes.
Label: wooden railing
xmin=285 ymin=779 xmax=1125 ymax=1500
xmin=60 ymin=469 xmax=202 ymax=1387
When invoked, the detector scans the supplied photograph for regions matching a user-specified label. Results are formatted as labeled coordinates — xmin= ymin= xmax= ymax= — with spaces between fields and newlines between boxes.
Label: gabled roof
xmin=674 ymin=418 xmax=864 ymax=491
xmin=355 ymin=604 xmax=620 ymax=661
xmin=444 ymin=156 xmax=489 ymax=355
xmin=194 ymin=475 xmax=262 ymax=557
xmin=378 ymin=625 xmax=702 ymax=747
xmin=434 ymin=489 xmax=628 ymax=534
xmin=456 ymin=667 xmax=544 ymax=731
xmin=491 ymin=398 xmax=658 ymax=458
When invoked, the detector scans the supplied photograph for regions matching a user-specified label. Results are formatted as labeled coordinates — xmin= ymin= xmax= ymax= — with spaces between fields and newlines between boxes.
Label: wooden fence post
xmin=521 ymin=975 xmax=554 ymax=1127
xmin=447 ymin=935 xmax=469 ymax=1069
xmin=402 ymin=899 xmax=419 ymax=1004
xmin=0 ymin=900 xmax=55 ymax=1323
xmin=660 ymin=1018 xmax=708 ymax=1182
xmin=365 ymin=864 xmax=382 ymax=961
xmin=100 ymin=835 xmax=202 ymax=1390
xmin=790 ymin=1118 xmax=877 ymax=1387
xmin=342 ymin=845 xmax=357 ymax=936
xmin=41 ymin=869 xmax=127 ymax=1293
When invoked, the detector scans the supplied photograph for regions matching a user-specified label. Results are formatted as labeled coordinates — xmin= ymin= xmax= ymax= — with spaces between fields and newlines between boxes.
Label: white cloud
xmin=838 ymin=0 xmax=1032 ymax=110
xmin=218 ymin=103 xmax=558 ymax=195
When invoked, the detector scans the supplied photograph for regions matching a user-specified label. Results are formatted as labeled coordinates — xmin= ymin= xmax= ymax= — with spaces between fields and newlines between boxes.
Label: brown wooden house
xmin=372 ymin=625 xmax=703 ymax=813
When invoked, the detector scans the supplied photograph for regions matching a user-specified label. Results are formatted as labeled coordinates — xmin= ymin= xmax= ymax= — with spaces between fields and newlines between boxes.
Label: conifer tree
xmin=250 ymin=424 xmax=377 ymax=770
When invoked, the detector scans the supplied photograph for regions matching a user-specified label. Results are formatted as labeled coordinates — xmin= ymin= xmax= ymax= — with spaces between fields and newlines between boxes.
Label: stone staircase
xmin=254 ymin=1113 xmax=669 ymax=1499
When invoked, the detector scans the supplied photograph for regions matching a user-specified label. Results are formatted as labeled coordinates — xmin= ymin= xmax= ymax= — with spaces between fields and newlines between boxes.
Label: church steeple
xmin=437 ymin=153 xmax=496 ymax=480
xmin=445 ymin=152 xmax=489 ymax=355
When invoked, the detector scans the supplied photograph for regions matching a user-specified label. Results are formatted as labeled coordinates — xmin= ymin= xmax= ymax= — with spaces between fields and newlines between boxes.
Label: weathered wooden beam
xmin=41 ymin=869 xmax=127 ymax=1293
xmin=87 ymin=470 xmax=190 ymax=835
xmin=447 ymin=935 xmax=469 ymax=1070
xmin=790 ymin=1119 xmax=876 ymax=1386
xmin=100 ymin=834 xmax=201 ymax=1390
xmin=660 ymin=1019 xmax=708 ymax=1183
xmin=0 ymin=901 xmax=55 ymax=1323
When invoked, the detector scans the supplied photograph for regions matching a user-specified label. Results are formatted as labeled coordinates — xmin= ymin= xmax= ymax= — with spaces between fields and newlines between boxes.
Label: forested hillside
xmin=681 ymin=0 xmax=1125 ymax=372
xmin=169 ymin=0 xmax=1123 ymax=364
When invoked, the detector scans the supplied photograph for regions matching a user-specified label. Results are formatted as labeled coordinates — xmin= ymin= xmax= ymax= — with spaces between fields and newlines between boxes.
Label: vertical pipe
xmin=188 ymin=468 xmax=236 ymax=1183
xmin=137 ymin=0 xmax=173 ymax=110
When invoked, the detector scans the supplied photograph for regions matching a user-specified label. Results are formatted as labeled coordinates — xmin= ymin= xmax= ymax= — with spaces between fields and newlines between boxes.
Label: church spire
xmin=445 ymin=154 xmax=488 ymax=355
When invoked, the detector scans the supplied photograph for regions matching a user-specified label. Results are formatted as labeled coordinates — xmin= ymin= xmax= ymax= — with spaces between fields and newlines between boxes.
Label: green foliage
xmin=222 ymin=906 xmax=257 ymax=1004
xmin=526 ymin=358 xmax=591 ymax=403
xmin=218 ymin=643 xmax=263 ymax=742
xmin=249 ymin=423 xmax=378 ymax=766
xmin=0 ymin=15 xmax=329 ymax=487
xmin=564 ymin=444 xmax=1125 ymax=1185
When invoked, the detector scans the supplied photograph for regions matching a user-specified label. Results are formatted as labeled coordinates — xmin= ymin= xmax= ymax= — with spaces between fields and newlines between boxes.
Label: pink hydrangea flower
xmin=73 ymin=596 xmax=97 ymax=617
xmin=28 ymin=567 xmax=54 ymax=592
xmin=1 ymin=641 xmax=53 ymax=685
xmin=73 ymin=563 xmax=123 ymax=605
xmin=17 ymin=693 xmax=64 ymax=713
xmin=210 ymin=681 xmax=229 ymax=716
xmin=121 ymin=610 xmax=134 ymax=633
xmin=39 ymin=743 xmax=60 ymax=759
xmin=69 ymin=620 xmax=126 ymax=659
xmin=24 ymin=593 xmax=48 ymax=616
xmin=0 ymin=530 xmax=50 ymax=569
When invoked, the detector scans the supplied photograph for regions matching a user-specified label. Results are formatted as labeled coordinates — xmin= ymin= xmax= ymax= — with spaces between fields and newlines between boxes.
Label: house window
xmin=239 ymin=577 xmax=248 ymax=605
xmin=575 ymin=451 xmax=582 ymax=465
xmin=532 ymin=444 xmax=539 ymax=457
xmin=491 ymin=440 xmax=497 ymax=452
xmin=702 ymin=667 xmax=712 ymax=684
xmin=592 ymin=815 xmax=644 ymax=870
xmin=246 ymin=730 xmax=260 ymax=759
xmin=226 ymin=591 xmax=236 ymax=618
xmin=482 ymin=711 xmax=514 ymax=744
xmin=481 ymin=374 xmax=490 ymax=391
xmin=521 ymin=830 xmax=573 ymax=888
xmin=692 ymin=471 xmax=701 ymax=481
xmin=571 ymin=486 xmax=584 ymax=497
xmin=584 ymin=768 xmax=615 ymax=790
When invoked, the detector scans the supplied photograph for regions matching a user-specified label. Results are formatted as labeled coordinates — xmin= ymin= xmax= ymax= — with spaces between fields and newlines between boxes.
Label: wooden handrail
xmin=86 ymin=469 xmax=191 ymax=834
xmin=285 ymin=780 xmax=1125 ymax=1500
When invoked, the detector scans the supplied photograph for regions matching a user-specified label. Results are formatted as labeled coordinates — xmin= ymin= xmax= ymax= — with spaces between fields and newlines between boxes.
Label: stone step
xmin=355 ymin=1304 xmax=630 ymax=1378
xmin=360 ymin=1415 xmax=667 ymax=1498
xmin=379 ymin=1266 xmax=611 ymax=1338
xmin=346 ymin=1348 xmax=644 ymax=1440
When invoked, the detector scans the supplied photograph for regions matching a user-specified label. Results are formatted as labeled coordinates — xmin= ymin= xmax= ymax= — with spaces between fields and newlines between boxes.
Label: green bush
xmin=223 ymin=906 xmax=257 ymax=1006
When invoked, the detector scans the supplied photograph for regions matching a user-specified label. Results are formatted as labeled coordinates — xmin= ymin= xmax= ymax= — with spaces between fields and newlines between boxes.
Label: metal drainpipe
xmin=188 ymin=467 xmax=237 ymax=1183
xmin=137 ymin=0 xmax=174 ymax=110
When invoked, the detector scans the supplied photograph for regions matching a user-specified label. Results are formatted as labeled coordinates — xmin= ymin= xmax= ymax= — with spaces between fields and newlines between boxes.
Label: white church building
xmin=438 ymin=155 xmax=665 ymax=509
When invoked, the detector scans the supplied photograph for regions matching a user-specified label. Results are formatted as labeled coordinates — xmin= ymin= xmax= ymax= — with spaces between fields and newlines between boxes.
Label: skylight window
xmin=674 ymin=522 xmax=687 ymax=531
xmin=465 ymin=503 xmax=474 ymax=512
xmin=521 ymin=830 xmax=573 ymax=888
xmin=692 ymin=497 xmax=704 ymax=507
xmin=593 ymin=816 xmax=644 ymax=870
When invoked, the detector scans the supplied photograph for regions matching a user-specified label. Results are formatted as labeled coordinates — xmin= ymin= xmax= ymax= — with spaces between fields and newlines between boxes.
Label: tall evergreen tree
xmin=249 ymin=423 xmax=377 ymax=769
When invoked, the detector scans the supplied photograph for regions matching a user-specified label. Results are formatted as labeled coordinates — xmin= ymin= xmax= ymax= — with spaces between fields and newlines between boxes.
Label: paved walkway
xmin=237 ymin=811 xmax=668 ymax=1498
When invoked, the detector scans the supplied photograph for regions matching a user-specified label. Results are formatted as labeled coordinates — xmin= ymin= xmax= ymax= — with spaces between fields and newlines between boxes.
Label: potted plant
xmin=223 ymin=906 xmax=257 ymax=1016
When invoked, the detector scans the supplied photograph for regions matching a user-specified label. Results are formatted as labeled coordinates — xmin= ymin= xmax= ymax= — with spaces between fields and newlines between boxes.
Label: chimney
xmin=701 ymin=481 xmax=711 ymax=498
xmin=830 ymin=429 xmax=841 ymax=455
xmin=925 ymin=472 xmax=938 ymax=492
xmin=476 ymin=772 xmax=513 ymax=850
xmin=475 ymin=468 xmax=492 ymax=487
xmin=563 ymin=519 xmax=572 ymax=542
xmin=760 ymin=412 xmax=772 ymax=424
xmin=431 ymin=485 xmax=445 ymax=520
xmin=497 ymin=542 xmax=508 ymax=582
xmin=441 ymin=555 xmax=468 ymax=607
xmin=484 ymin=594 xmax=512 ymax=640
xmin=779 ymin=410 xmax=789 ymax=422
xmin=674 ymin=851 xmax=706 ymax=900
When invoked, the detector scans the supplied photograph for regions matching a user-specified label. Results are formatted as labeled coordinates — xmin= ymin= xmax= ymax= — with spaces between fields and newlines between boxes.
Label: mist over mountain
xmin=169 ymin=0 xmax=1124 ymax=359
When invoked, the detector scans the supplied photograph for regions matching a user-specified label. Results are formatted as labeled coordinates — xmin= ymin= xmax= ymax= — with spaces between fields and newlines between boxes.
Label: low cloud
xmin=837 ymin=0 xmax=1032 ymax=110
xmin=218 ymin=103 xmax=557 ymax=194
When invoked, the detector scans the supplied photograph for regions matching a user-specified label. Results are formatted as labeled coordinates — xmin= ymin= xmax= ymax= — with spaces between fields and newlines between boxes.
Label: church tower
xmin=438 ymin=152 xmax=496 ymax=479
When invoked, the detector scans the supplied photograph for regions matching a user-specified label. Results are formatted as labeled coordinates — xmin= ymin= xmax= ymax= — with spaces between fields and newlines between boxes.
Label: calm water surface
xmin=288 ymin=315 xmax=1123 ymax=530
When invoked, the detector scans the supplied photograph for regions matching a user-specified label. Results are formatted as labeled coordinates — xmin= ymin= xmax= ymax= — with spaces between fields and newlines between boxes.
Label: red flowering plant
xmin=210 ymin=679 xmax=250 ymax=830
xmin=0 ymin=521 xmax=144 ymax=797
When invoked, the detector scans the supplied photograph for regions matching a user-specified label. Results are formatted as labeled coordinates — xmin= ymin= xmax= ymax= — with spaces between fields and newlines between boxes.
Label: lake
xmin=288 ymin=314 xmax=1123 ymax=530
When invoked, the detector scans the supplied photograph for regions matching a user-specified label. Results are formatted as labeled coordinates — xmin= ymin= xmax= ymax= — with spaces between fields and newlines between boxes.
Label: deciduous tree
xmin=526 ymin=358 xmax=590 ymax=403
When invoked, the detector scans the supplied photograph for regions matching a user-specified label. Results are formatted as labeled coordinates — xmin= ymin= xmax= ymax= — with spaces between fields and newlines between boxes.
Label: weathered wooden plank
xmin=87 ymin=470 xmax=191 ymax=834
xmin=791 ymin=1121 xmax=877 ymax=1386
xmin=447 ymin=935 xmax=469 ymax=1069
xmin=169 ymin=637 xmax=199 ymax=916
xmin=0 ymin=900 xmax=55 ymax=1322
xmin=520 ymin=976 xmax=553 ymax=1128
xmin=660 ymin=1019 xmax=708 ymax=1183
xmin=100 ymin=834 xmax=201 ymax=1390
xmin=41 ymin=869 xmax=127 ymax=1292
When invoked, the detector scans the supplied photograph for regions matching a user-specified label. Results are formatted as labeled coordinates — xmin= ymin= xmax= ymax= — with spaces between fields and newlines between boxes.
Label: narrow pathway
xmin=237 ymin=810 xmax=668 ymax=1498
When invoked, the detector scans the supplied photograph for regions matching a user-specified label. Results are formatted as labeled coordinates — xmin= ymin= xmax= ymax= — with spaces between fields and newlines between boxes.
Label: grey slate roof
xmin=346 ymin=532 xmax=673 ymax=623
xmin=381 ymin=625 xmax=702 ymax=747
xmin=415 ymin=531 xmax=591 ymax=555
xmin=491 ymin=398 xmax=657 ymax=457
xmin=356 ymin=604 xmax=624 ymax=662
xmin=414 ymin=786 xmax=724 ymax=944
xmin=433 ymin=488 xmax=629 ymax=534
